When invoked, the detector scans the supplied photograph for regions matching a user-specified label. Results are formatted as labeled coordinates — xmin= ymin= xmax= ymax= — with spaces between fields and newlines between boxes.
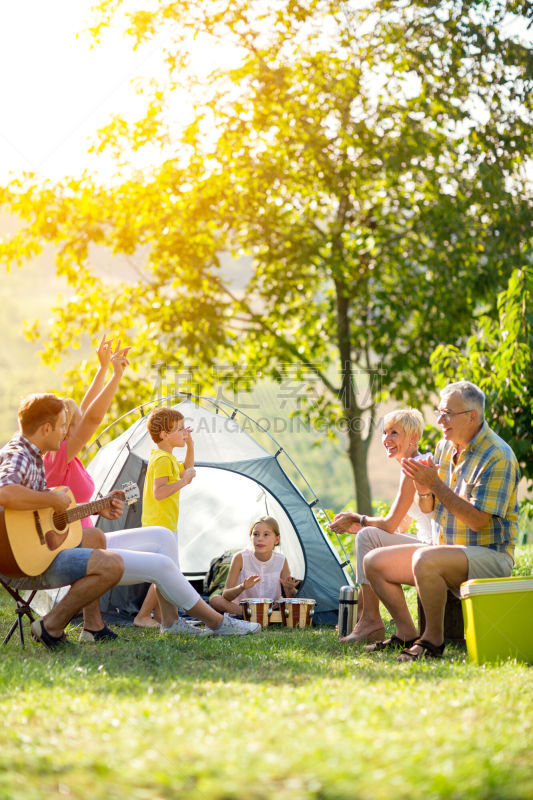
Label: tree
xmin=1 ymin=0 xmax=531 ymax=511
xmin=431 ymin=264 xmax=533 ymax=487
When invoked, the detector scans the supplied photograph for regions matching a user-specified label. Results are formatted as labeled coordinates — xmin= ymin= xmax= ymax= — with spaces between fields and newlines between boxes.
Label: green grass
xmin=1 ymin=548 xmax=532 ymax=800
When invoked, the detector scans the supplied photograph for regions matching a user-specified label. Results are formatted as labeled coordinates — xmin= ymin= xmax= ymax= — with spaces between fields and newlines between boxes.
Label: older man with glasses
xmin=363 ymin=381 xmax=520 ymax=662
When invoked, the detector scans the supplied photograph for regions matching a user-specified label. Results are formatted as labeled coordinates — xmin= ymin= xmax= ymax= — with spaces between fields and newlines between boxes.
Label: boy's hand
xmin=181 ymin=467 xmax=196 ymax=486
xmin=183 ymin=426 xmax=193 ymax=443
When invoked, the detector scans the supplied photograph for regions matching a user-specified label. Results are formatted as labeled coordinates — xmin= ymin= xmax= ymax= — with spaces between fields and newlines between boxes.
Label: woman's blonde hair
xmin=248 ymin=516 xmax=280 ymax=541
xmin=62 ymin=398 xmax=79 ymax=430
xmin=383 ymin=408 xmax=424 ymax=441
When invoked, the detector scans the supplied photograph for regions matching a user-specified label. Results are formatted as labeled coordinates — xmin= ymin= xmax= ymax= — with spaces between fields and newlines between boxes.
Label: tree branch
xmin=212 ymin=274 xmax=339 ymax=395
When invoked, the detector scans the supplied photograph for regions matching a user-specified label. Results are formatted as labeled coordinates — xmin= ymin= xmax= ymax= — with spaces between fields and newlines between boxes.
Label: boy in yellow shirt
xmin=131 ymin=405 xmax=260 ymax=636
xmin=141 ymin=407 xmax=195 ymax=530
xmin=134 ymin=406 xmax=196 ymax=628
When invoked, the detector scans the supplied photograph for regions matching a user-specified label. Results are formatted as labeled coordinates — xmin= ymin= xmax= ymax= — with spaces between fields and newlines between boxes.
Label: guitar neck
xmin=60 ymin=494 xmax=117 ymax=525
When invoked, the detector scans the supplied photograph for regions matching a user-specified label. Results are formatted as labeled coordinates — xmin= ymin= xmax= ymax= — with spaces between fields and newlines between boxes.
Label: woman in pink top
xmin=43 ymin=334 xmax=130 ymax=523
xmin=42 ymin=334 xmax=130 ymax=641
xmin=43 ymin=410 xmax=96 ymax=527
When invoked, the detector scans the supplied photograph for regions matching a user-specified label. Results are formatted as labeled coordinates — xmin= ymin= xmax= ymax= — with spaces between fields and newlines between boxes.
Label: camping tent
xmin=87 ymin=394 xmax=354 ymax=624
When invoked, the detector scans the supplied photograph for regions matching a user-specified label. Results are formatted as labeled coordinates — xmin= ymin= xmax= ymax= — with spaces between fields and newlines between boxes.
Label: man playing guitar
xmin=0 ymin=393 xmax=124 ymax=649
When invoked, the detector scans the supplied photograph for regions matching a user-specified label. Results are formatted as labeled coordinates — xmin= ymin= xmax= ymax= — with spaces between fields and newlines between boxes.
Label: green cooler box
xmin=460 ymin=577 xmax=533 ymax=665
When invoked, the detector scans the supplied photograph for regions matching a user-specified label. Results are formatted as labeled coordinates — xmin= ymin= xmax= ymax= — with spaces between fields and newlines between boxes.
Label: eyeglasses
xmin=434 ymin=408 xmax=473 ymax=421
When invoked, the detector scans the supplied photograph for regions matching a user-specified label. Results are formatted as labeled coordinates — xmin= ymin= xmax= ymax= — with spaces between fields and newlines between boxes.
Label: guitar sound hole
xmin=53 ymin=514 xmax=68 ymax=532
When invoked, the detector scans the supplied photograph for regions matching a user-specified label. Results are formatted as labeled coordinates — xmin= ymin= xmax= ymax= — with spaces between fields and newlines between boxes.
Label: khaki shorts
xmin=450 ymin=545 xmax=514 ymax=597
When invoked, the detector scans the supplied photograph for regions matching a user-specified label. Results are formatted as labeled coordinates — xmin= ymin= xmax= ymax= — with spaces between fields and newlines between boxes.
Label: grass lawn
xmin=0 ymin=547 xmax=532 ymax=800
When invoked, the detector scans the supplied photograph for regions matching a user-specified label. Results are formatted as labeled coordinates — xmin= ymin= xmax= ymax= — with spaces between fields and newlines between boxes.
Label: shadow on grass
xmin=0 ymin=614 xmax=471 ymax=698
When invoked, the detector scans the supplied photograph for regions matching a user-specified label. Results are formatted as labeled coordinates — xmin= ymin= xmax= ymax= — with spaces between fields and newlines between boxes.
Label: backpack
xmin=203 ymin=549 xmax=239 ymax=598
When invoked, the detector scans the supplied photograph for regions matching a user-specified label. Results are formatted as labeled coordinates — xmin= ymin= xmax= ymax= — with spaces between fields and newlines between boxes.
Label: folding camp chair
xmin=0 ymin=574 xmax=39 ymax=646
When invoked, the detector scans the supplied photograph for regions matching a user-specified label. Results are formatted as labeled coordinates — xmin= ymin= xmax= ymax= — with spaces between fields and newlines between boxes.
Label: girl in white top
xmin=209 ymin=516 xmax=300 ymax=616
xmin=330 ymin=408 xmax=434 ymax=644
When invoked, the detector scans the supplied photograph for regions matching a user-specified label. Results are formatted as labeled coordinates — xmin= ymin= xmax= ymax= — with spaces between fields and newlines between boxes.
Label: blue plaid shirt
xmin=433 ymin=422 xmax=519 ymax=559
xmin=0 ymin=433 xmax=47 ymax=491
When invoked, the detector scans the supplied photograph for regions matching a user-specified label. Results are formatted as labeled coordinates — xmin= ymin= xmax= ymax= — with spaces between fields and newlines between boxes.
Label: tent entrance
xmin=176 ymin=466 xmax=306 ymax=582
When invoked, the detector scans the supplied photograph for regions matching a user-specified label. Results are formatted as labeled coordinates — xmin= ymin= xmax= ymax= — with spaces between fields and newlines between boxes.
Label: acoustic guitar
xmin=0 ymin=482 xmax=139 ymax=578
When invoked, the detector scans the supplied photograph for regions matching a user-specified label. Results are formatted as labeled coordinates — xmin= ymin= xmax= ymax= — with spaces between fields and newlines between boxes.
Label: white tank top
xmin=407 ymin=501 xmax=434 ymax=544
xmin=236 ymin=549 xmax=286 ymax=601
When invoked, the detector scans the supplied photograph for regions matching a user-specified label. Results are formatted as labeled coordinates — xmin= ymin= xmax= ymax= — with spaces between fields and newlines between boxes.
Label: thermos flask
xmin=338 ymin=585 xmax=358 ymax=637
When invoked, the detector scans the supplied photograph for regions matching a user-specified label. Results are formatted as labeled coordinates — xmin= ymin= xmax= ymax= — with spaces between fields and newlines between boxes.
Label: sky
xmin=1 ymin=1 xmax=529 ymax=185
xmin=0 ymin=0 xmax=160 ymax=181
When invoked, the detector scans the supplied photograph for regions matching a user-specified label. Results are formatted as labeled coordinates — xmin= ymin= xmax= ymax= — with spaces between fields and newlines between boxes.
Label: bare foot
xmin=133 ymin=615 xmax=161 ymax=629
xmin=339 ymin=626 xmax=385 ymax=644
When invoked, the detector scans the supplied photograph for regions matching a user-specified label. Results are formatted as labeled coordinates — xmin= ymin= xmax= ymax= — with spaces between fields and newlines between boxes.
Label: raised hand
xmin=110 ymin=340 xmax=131 ymax=379
xmin=96 ymin=333 xmax=114 ymax=369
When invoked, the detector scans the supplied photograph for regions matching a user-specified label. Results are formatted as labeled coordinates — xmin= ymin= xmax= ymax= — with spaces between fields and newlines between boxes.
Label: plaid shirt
xmin=0 ymin=433 xmax=47 ymax=492
xmin=434 ymin=422 xmax=519 ymax=559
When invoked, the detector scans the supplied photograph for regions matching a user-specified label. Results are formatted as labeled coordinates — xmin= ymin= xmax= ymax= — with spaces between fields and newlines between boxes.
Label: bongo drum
xmin=279 ymin=598 xmax=315 ymax=628
xmin=239 ymin=598 xmax=273 ymax=627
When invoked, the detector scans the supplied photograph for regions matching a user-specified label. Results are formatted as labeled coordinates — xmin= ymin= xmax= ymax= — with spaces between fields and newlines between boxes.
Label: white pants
xmin=106 ymin=526 xmax=199 ymax=611
xmin=356 ymin=526 xmax=427 ymax=584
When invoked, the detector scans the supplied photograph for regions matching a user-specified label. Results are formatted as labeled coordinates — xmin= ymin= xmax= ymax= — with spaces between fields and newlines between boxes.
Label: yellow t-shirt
xmin=141 ymin=448 xmax=184 ymax=532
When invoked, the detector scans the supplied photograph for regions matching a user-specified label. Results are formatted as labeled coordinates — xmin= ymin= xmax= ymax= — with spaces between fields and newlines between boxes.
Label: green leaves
xmin=1 ymin=0 xmax=531 ymax=509
xmin=431 ymin=266 xmax=533 ymax=485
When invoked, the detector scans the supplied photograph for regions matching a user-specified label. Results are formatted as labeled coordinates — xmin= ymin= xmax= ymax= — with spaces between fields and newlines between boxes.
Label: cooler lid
xmin=460 ymin=577 xmax=533 ymax=598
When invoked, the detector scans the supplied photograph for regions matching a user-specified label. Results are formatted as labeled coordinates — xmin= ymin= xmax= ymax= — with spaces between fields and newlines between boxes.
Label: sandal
xmin=364 ymin=635 xmax=417 ymax=653
xmin=397 ymin=638 xmax=445 ymax=662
